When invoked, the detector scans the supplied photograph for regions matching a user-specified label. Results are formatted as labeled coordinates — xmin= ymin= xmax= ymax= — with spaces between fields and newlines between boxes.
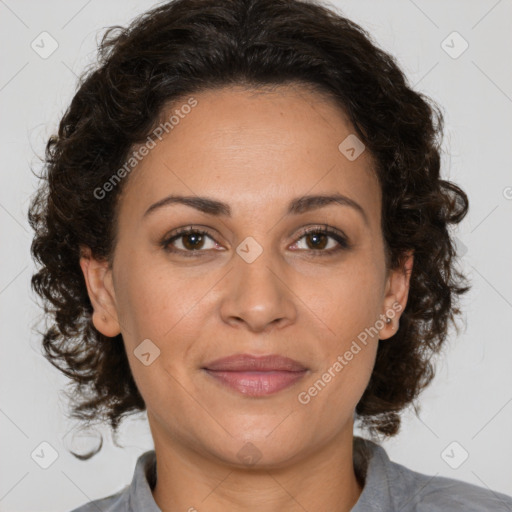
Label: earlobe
xmin=379 ymin=250 xmax=414 ymax=340
xmin=79 ymin=245 xmax=121 ymax=338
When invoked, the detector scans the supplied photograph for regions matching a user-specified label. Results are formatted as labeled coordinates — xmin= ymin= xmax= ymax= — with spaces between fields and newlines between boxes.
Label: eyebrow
xmin=143 ymin=193 xmax=369 ymax=226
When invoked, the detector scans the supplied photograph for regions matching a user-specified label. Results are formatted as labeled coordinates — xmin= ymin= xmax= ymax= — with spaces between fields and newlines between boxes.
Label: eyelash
xmin=160 ymin=225 xmax=351 ymax=258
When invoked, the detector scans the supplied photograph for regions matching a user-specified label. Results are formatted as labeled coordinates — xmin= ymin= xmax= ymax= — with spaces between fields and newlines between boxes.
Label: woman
xmin=28 ymin=0 xmax=512 ymax=510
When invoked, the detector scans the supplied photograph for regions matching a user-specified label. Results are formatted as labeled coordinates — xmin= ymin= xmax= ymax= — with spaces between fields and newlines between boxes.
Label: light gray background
xmin=1 ymin=0 xmax=511 ymax=510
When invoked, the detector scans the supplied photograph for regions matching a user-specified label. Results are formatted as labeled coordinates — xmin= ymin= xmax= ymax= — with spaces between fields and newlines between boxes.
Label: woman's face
xmin=82 ymin=84 xmax=411 ymax=467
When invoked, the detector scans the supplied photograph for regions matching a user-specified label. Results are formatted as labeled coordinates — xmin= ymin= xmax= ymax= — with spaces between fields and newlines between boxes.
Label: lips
xmin=203 ymin=354 xmax=308 ymax=372
xmin=202 ymin=354 xmax=308 ymax=397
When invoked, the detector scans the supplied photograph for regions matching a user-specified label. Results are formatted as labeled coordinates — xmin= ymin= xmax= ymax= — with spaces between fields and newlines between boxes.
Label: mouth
xmin=202 ymin=354 xmax=309 ymax=397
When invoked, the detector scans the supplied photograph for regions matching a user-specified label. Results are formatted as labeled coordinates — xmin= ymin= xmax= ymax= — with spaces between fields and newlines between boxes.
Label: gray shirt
xmin=70 ymin=436 xmax=512 ymax=511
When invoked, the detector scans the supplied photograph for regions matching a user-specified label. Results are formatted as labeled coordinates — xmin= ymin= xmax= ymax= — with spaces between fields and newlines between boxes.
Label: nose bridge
xmin=219 ymin=237 xmax=296 ymax=331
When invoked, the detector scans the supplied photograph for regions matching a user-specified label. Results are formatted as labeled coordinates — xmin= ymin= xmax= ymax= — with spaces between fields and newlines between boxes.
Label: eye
xmin=160 ymin=226 xmax=220 ymax=257
xmin=160 ymin=224 xmax=351 ymax=257
xmin=290 ymin=225 xmax=350 ymax=256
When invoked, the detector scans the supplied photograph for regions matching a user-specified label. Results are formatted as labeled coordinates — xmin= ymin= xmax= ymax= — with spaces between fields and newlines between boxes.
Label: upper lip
xmin=203 ymin=354 xmax=308 ymax=372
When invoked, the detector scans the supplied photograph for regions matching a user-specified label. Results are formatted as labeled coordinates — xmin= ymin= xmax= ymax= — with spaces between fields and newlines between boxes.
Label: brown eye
xmin=291 ymin=226 xmax=350 ymax=255
xmin=160 ymin=224 xmax=350 ymax=258
xmin=161 ymin=227 xmax=218 ymax=257
xmin=181 ymin=232 xmax=206 ymax=250
xmin=304 ymin=231 xmax=329 ymax=250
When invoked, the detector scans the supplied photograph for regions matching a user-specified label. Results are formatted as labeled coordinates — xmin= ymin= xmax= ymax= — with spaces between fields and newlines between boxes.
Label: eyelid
xmin=291 ymin=224 xmax=351 ymax=254
xmin=294 ymin=224 xmax=348 ymax=244
xmin=160 ymin=223 xmax=351 ymax=256
xmin=160 ymin=226 xmax=221 ymax=257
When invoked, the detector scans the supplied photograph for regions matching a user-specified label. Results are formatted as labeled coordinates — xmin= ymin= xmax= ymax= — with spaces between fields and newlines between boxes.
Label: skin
xmin=80 ymin=83 xmax=413 ymax=512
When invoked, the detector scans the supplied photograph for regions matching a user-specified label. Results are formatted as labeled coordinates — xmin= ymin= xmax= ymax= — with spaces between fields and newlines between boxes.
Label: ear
xmin=379 ymin=250 xmax=414 ymax=340
xmin=79 ymin=245 xmax=121 ymax=338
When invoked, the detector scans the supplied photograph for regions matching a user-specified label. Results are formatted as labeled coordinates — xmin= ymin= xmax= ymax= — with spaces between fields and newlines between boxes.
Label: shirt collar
xmin=127 ymin=449 xmax=161 ymax=511
xmin=351 ymin=436 xmax=394 ymax=511
xmin=126 ymin=436 xmax=392 ymax=512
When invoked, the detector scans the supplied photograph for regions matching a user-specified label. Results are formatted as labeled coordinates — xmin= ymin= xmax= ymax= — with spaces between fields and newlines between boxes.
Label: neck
xmin=151 ymin=425 xmax=364 ymax=512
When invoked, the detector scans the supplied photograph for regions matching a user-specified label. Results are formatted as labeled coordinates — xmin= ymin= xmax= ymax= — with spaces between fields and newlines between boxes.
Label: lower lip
xmin=204 ymin=370 xmax=307 ymax=397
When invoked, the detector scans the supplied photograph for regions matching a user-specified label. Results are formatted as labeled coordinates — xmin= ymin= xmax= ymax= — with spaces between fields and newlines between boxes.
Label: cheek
xmin=112 ymin=263 xmax=199 ymax=411
xmin=295 ymin=338 xmax=378 ymax=445
xmin=300 ymin=296 xmax=379 ymax=423
xmin=295 ymin=260 xmax=382 ymax=399
xmin=299 ymin=260 xmax=384 ymax=336
xmin=113 ymin=250 xmax=198 ymax=343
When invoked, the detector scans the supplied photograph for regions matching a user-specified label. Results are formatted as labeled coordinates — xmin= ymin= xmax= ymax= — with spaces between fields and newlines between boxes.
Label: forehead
xmin=118 ymin=84 xmax=381 ymax=228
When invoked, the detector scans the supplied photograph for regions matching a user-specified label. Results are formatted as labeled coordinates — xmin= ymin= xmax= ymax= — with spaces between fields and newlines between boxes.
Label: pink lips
xmin=203 ymin=354 xmax=308 ymax=397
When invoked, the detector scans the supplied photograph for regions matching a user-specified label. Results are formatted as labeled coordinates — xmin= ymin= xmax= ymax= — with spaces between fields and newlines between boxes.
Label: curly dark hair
xmin=28 ymin=0 xmax=470 ymax=448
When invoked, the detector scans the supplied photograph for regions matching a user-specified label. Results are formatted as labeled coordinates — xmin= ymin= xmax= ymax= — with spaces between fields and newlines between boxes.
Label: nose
xmin=219 ymin=249 xmax=297 ymax=333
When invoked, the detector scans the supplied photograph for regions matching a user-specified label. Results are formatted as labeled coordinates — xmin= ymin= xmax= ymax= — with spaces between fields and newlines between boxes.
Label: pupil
xmin=184 ymin=233 xmax=203 ymax=250
xmin=308 ymin=233 xmax=327 ymax=250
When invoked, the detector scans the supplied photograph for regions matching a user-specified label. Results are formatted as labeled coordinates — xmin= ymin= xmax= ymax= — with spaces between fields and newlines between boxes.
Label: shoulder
xmin=382 ymin=447 xmax=512 ymax=511
xmin=355 ymin=437 xmax=512 ymax=512
xmin=68 ymin=486 xmax=129 ymax=512
xmin=67 ymin=449 xmax=158 ymax=512
xmin=394 ymin=465 xmax=512 ymax=511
